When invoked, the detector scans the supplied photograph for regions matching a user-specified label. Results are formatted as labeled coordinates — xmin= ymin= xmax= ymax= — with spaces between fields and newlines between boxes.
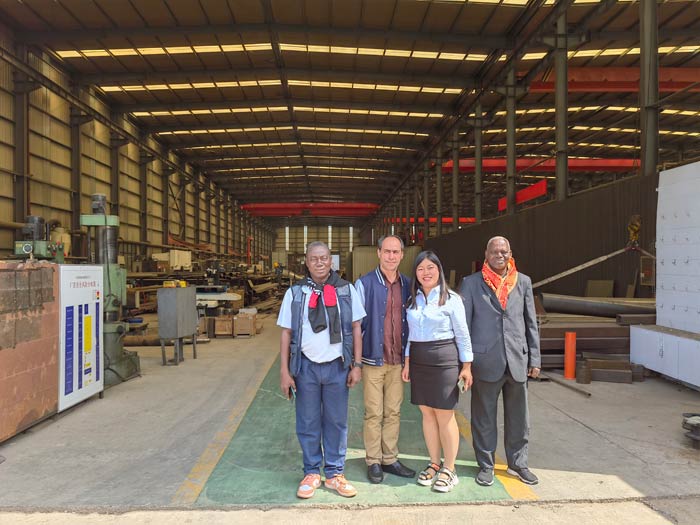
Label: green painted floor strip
xmin=196 ymin=358 xmax=512 ymax=505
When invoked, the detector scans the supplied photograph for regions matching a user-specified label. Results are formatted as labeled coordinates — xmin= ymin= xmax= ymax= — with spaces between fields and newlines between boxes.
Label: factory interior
xmin=0 ymin=1 xmax=699 ymax=523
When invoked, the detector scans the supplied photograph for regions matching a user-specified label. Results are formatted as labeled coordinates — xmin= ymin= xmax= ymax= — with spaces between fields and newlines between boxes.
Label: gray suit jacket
xmin=458 ymin=272 xmax=541 ymax=383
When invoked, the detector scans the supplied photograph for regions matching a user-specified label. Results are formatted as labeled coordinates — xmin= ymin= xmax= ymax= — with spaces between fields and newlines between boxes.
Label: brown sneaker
xmin=324 ymin=474 xmax=357 ymax=498
xmin=296 ymin=473 xmax=321 ymax=499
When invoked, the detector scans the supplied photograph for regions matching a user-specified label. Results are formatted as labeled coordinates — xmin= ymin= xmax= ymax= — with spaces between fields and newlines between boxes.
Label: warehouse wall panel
xmin=0 ymin=23 xmax=12 ymax=253
xmin=427 ymin=174 xmax=658 ymax=298
xmin=0 ymin=30 xmax=250 ymax=259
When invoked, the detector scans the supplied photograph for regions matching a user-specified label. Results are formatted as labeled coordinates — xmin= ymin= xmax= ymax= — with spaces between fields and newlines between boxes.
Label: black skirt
xmin=409 ymin=339 xmax=460 ymax=409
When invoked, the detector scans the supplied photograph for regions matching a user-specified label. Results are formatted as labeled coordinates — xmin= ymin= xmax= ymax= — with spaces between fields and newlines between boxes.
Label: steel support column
xmin=640 ymin=0 xmax=659 ymax=177
xmin=435 ymin=144 xmax=443 ymax=237
xmin=12 ymin=44 xmax=33 ymax=231
xmin=474 ymin=102 xmax=483 ymax=224
xmin=413 ymin=172 xmax=420 ymax=243
xmin=138 ymin=148 xmax=154 ymax=256
xmin=193 ymin=177 xmax=201 ymax=245
xmin=234 ymin=202 xmax=239 ymax=254
xmin=224 ymin=196 xmax=231 ymax=252
xmin=206 ymin=180 xmax=212 ymax=243
xmin=179 ymin=173 xmax=187 ymax=239
xmin=70 ymin=95 xmax=93 ymax=236
xmin=423 ymin=161 xmax=430 ymax=241
xmin=110 ymin=131 xmax=128 ymax=220
xmin=451 ymin=130 xmax=460 ymax=231
xmin=162 ymin=168 xmax=174 ymax=246
xmin=506 ymin=66 xmax=517 ymax=215
xmin=404 ymin=189 xmax=410 ymax=242
xmin=214 ymin=190 xmax=221 ymax=251
xmin=555 ymin=13 xmax=569 ymax=201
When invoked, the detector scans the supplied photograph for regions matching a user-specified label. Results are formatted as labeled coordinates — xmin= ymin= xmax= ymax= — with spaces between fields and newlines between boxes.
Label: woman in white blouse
xmin=401 ymin=250 xmax=473 ymax=493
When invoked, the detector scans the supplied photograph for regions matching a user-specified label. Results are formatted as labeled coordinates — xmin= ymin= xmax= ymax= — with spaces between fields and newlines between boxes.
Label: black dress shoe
xmin=382 ymin=461 xmax=416 ymax=478
xmin=368 ymin=463 xmax=383 ymax=484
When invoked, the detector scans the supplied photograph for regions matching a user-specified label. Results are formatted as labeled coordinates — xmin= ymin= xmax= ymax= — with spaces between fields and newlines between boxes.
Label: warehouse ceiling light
xmin=56 ymin=43 xmax=272 ymax=59
xmin=211 ymin=165 xmax=391 ymax=174
xmin=132 ymin=107 xmax=289 ymax=117
xmin=131 ymin=106 xmax=445 ymax=118
xmin=100 ymin=80 xmax=281 ymax=92
xmin=181 ymin=142 xmax=298 ymax=151
xmin=157 ymin=126 xmax=428 ymax=138
xmin=296 ymin=126 xmax=429 ymax=137
xmin=293 ymin=106 xmax=444 ymax=118
xmin=225 ymin=174 xmax=377 ymax=181
xmin=100 ymin=79 xmax=461 ymax=95
xmin=299 ymin=142 xmax=417 ymax=151
xmin=157 ymin=126 xmax=295 ymax=136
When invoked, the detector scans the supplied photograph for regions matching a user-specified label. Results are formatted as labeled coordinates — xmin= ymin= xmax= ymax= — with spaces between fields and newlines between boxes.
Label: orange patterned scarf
xmin=482 ymin=258 xmax=518 ymax=309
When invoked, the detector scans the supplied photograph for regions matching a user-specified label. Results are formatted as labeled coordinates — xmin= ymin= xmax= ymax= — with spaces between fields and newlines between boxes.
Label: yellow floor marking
xmin=455 ymin=411 xmax=538 ymax=501
xmin=171 ymin=349 xmax=279 ymax=506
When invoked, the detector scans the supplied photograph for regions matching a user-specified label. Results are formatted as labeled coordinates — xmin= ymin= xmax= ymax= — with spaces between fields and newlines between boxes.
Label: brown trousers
xmin=362 ymin=363 xmax=404 ymax=465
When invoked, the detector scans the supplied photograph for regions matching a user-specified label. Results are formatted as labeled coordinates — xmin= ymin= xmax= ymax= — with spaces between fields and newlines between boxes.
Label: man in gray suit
xmin=457 ymin=236 xmax=541 ymax=486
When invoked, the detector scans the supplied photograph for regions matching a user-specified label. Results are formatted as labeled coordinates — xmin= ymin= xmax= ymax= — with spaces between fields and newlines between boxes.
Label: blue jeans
xmin=295 ymin=354 xmax=349 ymax=478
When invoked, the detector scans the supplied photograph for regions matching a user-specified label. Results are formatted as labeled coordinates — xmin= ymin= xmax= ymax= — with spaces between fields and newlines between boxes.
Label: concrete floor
xmin=1 ymin=316 xmax=699 ymax=523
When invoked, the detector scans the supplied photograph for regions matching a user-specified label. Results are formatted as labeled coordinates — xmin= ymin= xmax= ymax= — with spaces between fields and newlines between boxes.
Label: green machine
xmin=13 ymin=216 xmax=65 ymax=262
xmin=81 ymin=194 xmax=140 ymax=386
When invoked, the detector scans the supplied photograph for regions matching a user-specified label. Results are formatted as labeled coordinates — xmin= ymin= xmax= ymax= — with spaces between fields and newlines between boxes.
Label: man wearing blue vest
xmin=355 ymin=235 xmax=415 ymax=483
xmin=278 ymin=241 xmax=366 ymax=499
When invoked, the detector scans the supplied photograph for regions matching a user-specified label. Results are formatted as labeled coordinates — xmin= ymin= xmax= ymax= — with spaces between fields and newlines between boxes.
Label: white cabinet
xmin=631 ymin=325 xmax=700 ymax=389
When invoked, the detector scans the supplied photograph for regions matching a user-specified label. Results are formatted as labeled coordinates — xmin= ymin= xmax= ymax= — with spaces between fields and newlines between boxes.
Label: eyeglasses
xmin=308 ymin=255 xmax=330 ymax=264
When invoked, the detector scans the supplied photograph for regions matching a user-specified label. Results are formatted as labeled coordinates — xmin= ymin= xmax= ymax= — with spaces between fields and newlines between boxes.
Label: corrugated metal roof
xmin=0 ymin=0 xmax=698 ymax=225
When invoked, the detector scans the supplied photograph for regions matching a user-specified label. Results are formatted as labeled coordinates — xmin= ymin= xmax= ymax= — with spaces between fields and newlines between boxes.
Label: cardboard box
xmin=234 ymin=314 xmax=256 ymax=336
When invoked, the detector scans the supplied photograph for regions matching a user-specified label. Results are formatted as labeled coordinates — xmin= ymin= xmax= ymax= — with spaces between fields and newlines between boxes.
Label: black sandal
xmin=433 ymin=466 xmax=459 ymax=493
xmin=416 ymin=462 xmax=442 ymax=486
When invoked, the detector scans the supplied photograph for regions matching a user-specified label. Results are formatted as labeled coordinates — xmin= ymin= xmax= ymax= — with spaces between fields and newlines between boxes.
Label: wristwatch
xmin=352 ymin=360 xmax=364 ymax=369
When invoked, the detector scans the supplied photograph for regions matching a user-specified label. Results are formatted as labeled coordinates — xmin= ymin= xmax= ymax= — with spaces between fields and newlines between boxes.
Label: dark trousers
xmin=470 ymin=371 xmax=529 ymax=471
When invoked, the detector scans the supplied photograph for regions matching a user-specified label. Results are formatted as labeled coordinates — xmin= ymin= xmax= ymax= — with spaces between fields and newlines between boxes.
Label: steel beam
xmin=170 ymin=137 xmax=425 ymax=151
xmin=147 ymin=120 xmax=434 ymax=136
xmin=586 ymin=27 xmax=698 ymax=42
xmin=193 ymin=151 xmax=408 ymax=163
xmin=78 ymin=67 xmax=471 ymax=90
xmin=117 ymin=98 xmax=450 ymax=116
xmin=22 ymin=23 xmax=510 ymax=49
xmin=555 ymin=12 xmax=568 ymax=201
xmin=640 ymin=0 xmax=659 ymax=177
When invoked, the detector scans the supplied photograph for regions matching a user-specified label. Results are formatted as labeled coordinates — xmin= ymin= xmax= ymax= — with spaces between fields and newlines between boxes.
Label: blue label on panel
xmin=84 ymin=368 xmax=92 ymax=375
xmin=65 ymin=306 xmax=74 ymax=395
xmin=96 ymin=301 xmax=100 ymax=381
xmin=78 ymin=305 xmax=83 ymax=390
